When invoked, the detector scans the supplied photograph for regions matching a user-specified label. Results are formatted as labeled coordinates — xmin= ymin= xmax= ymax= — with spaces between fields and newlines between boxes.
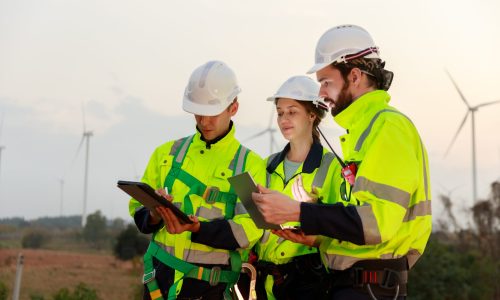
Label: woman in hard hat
xmin=253 ymin=75 xmax=342 ymax=300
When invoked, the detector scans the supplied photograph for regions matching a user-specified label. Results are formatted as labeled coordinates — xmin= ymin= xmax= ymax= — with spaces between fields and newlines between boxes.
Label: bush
xmin=53 ymin=283 xmax=99 ymax=300
xmin=113 ymin=224 xmax=149 ymax=261
xmin=22 ymin=229 xmax=50 ymax=249
xmin=0 ymin=280 xmax=8 ymax=300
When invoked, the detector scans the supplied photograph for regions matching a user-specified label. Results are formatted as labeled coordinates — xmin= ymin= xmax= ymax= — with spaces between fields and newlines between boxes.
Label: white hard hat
xmin=267 ymin=75 xmax=328 ymax=110
xmin=307 ymin=24 xmax=381 ymax=74
xmin=183 ymin=60 xmax=241 ymax=116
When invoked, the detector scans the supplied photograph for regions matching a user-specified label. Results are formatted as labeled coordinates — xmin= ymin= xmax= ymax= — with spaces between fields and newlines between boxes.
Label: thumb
xmin=257 ymin=184 xmax=272 ymax=194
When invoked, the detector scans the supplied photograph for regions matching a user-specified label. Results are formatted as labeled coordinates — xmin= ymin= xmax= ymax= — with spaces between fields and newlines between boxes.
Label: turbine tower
xmin=243 ymin=108 xmax=280 ymax=155
xmin=444 ymin=70 xmax=500 ymax=203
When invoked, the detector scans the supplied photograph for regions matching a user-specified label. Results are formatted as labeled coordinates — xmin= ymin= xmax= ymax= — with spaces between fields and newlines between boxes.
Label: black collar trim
xmin=266 ymin=141 xmax=324 ymax=174
xmin=197 ymin=121 xmax=233 ymax=149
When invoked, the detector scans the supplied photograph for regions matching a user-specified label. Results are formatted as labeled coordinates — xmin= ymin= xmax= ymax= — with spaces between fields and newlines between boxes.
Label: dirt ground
xmin=0 ymin=248 xmax=142 ymax=300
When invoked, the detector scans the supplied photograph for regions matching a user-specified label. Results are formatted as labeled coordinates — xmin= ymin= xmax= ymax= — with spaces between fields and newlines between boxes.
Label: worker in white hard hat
xmin=129 ymin=60 xmax=266 ymax=300
xmin=253 ymin=25 xmax=432 ymax=300
xmin=250 ymin=75 xmax=342 ymax=300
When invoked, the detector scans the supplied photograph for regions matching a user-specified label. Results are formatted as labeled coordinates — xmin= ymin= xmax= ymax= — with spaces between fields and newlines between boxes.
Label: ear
xmin=350 ymin=68 xmax=362 ymax=87
xmin=229 ymin=101 xmax=239 ymax=116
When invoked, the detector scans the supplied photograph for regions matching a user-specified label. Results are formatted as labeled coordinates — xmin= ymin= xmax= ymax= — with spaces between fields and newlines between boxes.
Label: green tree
xmin=82 ymin=210 xmax=108 ymax=249
xmin=52 ymin=283 xmax=99 ymax=300
xmin=113 ymin=224 xmax=149 ymax=261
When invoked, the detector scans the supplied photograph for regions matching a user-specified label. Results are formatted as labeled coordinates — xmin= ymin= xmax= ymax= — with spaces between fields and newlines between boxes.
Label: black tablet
xmin=117 ymin=180 xmax=193 ymax=224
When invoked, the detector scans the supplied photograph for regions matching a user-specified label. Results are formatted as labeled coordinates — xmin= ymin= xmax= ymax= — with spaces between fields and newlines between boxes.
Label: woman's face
xmin=276 ymin=98 xmax=314 ymax=142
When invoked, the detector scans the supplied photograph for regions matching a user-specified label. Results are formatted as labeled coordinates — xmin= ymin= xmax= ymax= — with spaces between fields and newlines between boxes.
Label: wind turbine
xmin=444 ymin=70 xmax=500 ymax=203
xmin=243 ymin=108 xmax=280 ymax=155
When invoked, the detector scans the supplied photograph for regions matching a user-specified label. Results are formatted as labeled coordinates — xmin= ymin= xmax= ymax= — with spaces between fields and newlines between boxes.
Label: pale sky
xmin=1 ymin=0 xmax=499 ymax=223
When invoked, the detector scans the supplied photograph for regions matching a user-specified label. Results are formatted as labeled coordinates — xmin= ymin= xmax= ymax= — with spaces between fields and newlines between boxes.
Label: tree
xmin=113 ymin=224 xmax=149 ymax=261
xmin=22 ymin=229 xmax=50 ymax=249
xmin=82 ymin=210 xmax=108 ymax=249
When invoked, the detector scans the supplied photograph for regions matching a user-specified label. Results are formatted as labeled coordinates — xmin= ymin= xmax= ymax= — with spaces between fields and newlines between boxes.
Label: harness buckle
xmin=143 ymin=269 xmax=156 ymax=284
xmin=380 ymin=268 xmax=401 ymax=289
xmin=204 ymin=186 xmax=219 ymax=204
xmin=209 ymin=266 xmax=221 ymax=286
xmin=353 ymin=267 xmax=364 ymax=287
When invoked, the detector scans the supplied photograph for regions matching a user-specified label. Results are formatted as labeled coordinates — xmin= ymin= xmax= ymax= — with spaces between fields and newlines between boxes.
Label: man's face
xmin=316 ymin=66 xmax=354 ymax=117
xmin=194 ymin=102 xmax=238 ymax=141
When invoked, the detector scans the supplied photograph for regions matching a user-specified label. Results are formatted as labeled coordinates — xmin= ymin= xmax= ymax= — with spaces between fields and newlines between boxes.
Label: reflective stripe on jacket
xmin=320 ymin=90 xmax=432 ymax=270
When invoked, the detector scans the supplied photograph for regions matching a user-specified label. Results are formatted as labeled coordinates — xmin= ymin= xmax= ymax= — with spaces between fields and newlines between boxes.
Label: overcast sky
xmin=1 ymin=0 xmax=499 ymax=224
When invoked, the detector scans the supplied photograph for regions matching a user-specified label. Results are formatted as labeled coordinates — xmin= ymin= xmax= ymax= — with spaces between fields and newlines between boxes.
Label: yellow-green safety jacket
xmin=255 ymin=142 xmax=342 ymax=299
xmin=299 ymin=90 xmax=432 ymax=271
xmin=129 ymin=123 xmax=265 ymax=299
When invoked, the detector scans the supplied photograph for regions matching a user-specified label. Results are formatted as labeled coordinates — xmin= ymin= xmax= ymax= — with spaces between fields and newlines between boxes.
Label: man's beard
xmin=330 ymin=81 xmax=354 ymax=117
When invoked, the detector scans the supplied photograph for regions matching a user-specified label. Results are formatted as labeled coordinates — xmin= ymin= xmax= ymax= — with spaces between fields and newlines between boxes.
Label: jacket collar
xmin=267 ymin=141 xmax=324 ymax=174
xmin=334 ymin=90 xmax=391 ymax=130
xmin=195 ymin=121 xmax=235 ymax=149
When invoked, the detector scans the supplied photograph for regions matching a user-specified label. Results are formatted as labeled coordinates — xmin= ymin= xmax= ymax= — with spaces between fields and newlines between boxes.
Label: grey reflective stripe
xmin=157 ymin=241 xmax=230 ymax=265
xmin=187 ymin=249 xmax=230 ymax=265
xmin=356 ymin=204 xmax=382 ymax=245
xmin=234 ymin=202 xmax=248 ymax=216
xmin=355 ymin=109 xmax=406 ymax=152
xmin=175 ymin=135 xmax=194 ymax=164
xmin=353 ymin=176 xmax=410 ymax=208
xmin=404 ymin=200 xmax=432 ymax=222
xmin=406 ymin=248 xmax=422 ymax=268
xmin=197 ymin=206 xmax=224 ymax=220
xmin=322 ymin=252 xmax=362 ymax=270
xmin=228 ymin=220 xmax=250 ymax=248
xmin=260 ymin=230 xmax=271 ymax=244
xmin=235 ymin=146 xmax=249 ymax=175
xmin=266 ymin=153 xmax=280 ymax=188
xmin=173 ymin=202 xmax=182 ymax=210
xmin=312 ymin=152 xmax=335 ymax=188
xmin=169 ymin=138 xmax=184 ymax=156
xmin=134 ymin=205 xmax=145 ymax=213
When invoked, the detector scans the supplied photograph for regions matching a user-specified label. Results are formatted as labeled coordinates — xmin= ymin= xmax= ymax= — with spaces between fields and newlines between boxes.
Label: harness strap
xmin=144 ymin=242 xmax=240 ymax=299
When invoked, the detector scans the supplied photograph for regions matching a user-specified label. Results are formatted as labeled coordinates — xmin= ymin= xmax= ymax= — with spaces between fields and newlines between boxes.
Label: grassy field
xmin=0 ymin=248 xmax=143 ymax=300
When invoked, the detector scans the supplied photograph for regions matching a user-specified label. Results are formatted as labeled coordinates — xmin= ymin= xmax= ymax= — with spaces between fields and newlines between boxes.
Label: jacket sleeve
xmin=302 ymin=117 xmax=420 ymax=245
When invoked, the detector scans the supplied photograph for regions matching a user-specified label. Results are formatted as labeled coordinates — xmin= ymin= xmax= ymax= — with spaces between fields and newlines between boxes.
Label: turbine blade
xmin=445 ymin=69 xmax=472 ymax=109
xmin=243 ymin=129 xmax=270 ymax=142
xmin=267 ymin=108 xmax=275 ymax=128
xmin=444 ymin=111 xmax=470 ymax=157
xmin=65 ymin=135 xmax=85 ymax=177
xmin=475 ymin=99 xmax=500 ymax=109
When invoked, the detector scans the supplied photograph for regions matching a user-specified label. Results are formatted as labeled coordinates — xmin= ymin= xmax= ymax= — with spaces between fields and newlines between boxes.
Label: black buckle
xmin=209 ymin=266 xmax=221 ymax=286
xmin=353 ymin=267 xmax=364 ymax=287
xmin=380 ymin=268 xmax=400 ymax=289
xmin=204 ymin=186 xmax=219 ymax=204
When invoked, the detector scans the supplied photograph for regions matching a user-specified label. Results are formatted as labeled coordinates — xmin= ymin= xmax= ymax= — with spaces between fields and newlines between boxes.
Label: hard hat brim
xmin=307 ymin=62 xmax=330 ymax=74
xmin=182 ymin=96 xmax=229 ymax=116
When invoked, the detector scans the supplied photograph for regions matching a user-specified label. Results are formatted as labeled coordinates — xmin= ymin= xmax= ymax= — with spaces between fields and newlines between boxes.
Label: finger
xmin=257 ymin=184 xmax=271 ymax=194
xmin=189 ymin=215 xmax=199 ymax=223
xmin=291 ymin=180 xmax=299 ymax=201
xmin=165 ymin=208 xmax=181 ymax=233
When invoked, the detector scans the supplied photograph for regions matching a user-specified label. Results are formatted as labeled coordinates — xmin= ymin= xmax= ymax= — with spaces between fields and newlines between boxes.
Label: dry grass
xmin=0 ymin=248 xmax=143 ymax=300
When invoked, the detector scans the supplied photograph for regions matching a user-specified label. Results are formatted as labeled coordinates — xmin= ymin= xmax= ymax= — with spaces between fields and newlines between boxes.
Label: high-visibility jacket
xmin=300 ymin=90 xmax=432 ymax=271
xmin=255 ymin=142 xmax=342 ymax=299
xmin=129 ymin=123 xmax=265 ymax=297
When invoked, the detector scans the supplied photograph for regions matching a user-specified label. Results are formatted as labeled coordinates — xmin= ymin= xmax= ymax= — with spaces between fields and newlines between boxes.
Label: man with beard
xmin=252 ymin=25 xmax=431 ymax=300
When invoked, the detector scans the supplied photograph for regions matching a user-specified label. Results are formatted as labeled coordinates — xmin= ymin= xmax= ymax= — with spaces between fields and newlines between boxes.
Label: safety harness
xmin=143 ymin=134 xmax=250 ymax=300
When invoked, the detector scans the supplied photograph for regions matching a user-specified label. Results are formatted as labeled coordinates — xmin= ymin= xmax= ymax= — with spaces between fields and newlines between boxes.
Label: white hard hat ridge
xmin=307 ymin=24 xmax=381 ymax=74
xmin=183 ymin=60 xmax=241 ymax=116
xmin=267 ymin=75 xmax=321 ymax=103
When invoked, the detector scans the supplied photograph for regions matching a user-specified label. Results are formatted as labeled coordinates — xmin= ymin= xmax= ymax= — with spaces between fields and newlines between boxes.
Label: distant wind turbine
xmin=444 ymin=69 xmax=500 ymax=203
xmin=243 ymin=108 xmax=280 ymax=155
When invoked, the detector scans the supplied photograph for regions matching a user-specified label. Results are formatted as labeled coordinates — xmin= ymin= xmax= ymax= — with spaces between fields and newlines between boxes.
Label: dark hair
xmin=331 ymin=58 xmax=380 ymax=89
xmin=296 ymin=101 xmax=326 ymax=143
